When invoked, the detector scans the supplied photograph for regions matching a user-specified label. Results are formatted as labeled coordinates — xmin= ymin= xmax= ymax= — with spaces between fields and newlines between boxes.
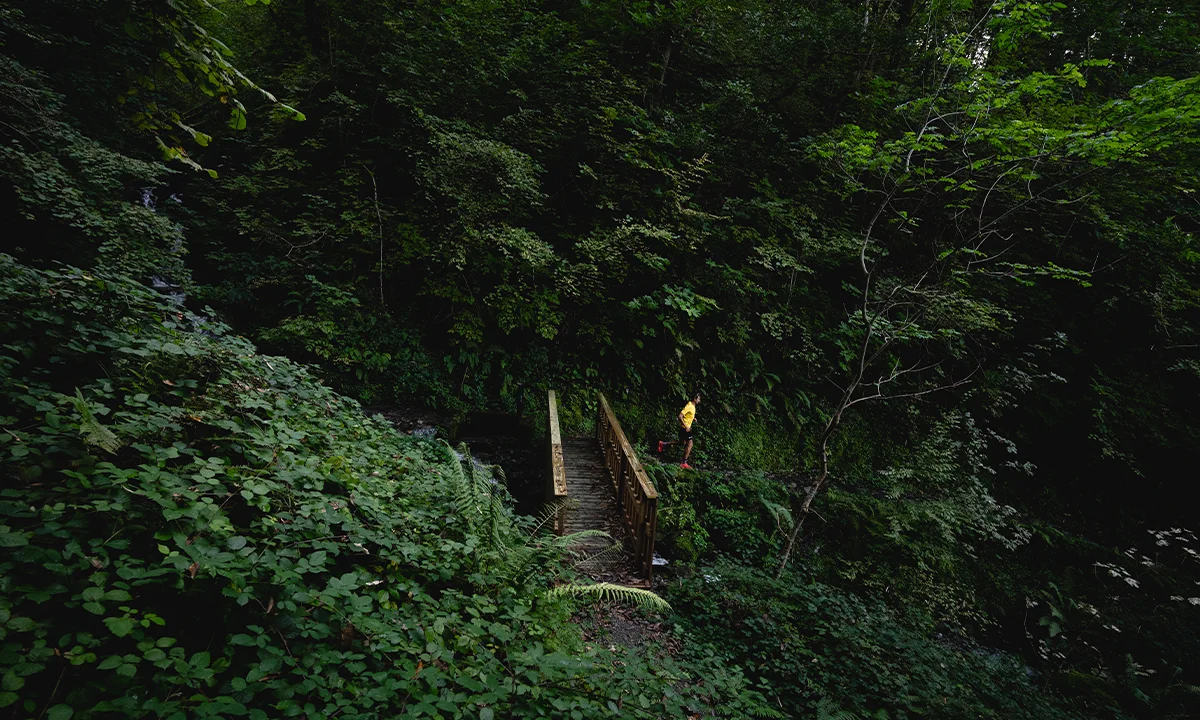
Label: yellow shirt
xmin=680 ymin=402 xmax=696 ymax=430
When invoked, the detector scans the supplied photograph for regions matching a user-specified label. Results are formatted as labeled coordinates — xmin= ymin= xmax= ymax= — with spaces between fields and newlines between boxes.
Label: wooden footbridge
xmin=546 ymin=391 xmax=660 ymax=582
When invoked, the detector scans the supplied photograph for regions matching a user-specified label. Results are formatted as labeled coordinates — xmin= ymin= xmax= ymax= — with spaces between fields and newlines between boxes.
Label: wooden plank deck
xmin=561 ymin=436 xmax=630 ymax=574
xmin=561 ymin=437 xmax=617 ymax=551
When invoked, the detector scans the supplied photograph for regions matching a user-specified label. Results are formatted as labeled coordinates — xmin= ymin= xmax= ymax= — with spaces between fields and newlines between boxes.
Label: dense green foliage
xmin=670 ymin=563 xmax=1072 ymax=720
xmin=3 ymin=0 xmax=1200 ymax=718
xmin=648 ymin=458 xmax=1200 ymax=718
xmin=0 ymin=258 xmax=776 ymax=718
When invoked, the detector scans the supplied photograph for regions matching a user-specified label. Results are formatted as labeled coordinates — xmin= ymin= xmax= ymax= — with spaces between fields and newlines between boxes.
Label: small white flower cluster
xmin=1148 ymin=527 xmax=1198 ymax=550
xmin=1094 ymin=561 xmax=1140 ymax=588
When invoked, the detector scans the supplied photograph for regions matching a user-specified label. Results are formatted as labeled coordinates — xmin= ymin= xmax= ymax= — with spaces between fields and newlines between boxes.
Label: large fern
xmin=436 ymin=444 xmax=671 ymax=611
xmin=815 ymin=698 xmax=859 ymax=720
xmin=545 ymin=582 xmax=671 ymax=611
xmin=498 ymin=527 xmax=611 ymax=582
xmin=442 ymin=440 xmax=509 ymax=551
xmin=571 ymin=539 xmax=626 ymax=571
xmin=761 ymin=495 xmax=793 ymax=536
xmin=70 ymin=388 xmax=121 ymax=454
xmin=714 ymin=701 xmax=787 ymax=720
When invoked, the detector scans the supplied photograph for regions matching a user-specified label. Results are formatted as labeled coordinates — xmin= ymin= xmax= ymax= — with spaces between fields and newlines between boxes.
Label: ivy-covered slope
xmin=0 ymin=256 xmax=765 ymax=719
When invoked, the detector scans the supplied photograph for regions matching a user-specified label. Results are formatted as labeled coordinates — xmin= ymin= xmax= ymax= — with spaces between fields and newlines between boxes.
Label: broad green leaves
xmin=0 ymin=257 xmax=749 ymax=718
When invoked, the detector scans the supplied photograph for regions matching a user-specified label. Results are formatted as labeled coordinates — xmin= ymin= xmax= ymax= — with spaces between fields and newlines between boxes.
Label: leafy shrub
xmin=0 ymin=52 xmax=188 ymax=284
xmin=647 ymin=465 xmax=789 ymax=566
xmin=668 ymin=562 xmax=1081 ymax=720
xmin=255 ymin=275 xmax=453 ymax=408
xmin=0 ymin=256 xmax=763 ymax=719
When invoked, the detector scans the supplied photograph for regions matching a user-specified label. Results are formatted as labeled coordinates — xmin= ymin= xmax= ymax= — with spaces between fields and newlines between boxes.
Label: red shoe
xmin=679 ymin=462 xmax=692 ymax=470
xmin=657 ymin=440 xmax=665 ymax=453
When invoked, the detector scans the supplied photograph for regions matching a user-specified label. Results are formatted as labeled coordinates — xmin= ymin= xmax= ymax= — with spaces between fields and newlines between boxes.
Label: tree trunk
xmin=774 ymin=465 xmax=828 ymax=579
xmin=304 ymin=0 xmax=327 ymax=53
xmin=774 ymin=417 xmax=839 ymax=579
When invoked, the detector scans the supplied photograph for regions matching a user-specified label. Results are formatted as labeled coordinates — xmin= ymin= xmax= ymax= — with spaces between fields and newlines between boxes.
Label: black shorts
xmin=678 ymin=426 xmax=694 ymax=442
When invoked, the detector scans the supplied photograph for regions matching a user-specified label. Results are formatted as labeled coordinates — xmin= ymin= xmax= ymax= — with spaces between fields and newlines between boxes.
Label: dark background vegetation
xmin=3 ymin=0 xmax=1200 ymax=718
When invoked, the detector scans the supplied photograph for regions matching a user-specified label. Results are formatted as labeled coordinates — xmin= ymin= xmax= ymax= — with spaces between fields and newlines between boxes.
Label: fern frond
xmin=71 ymin=389 xmax=121 ymax=454
xmin=494 ymin=504 xmax=571 ymax=581
xmin=572 ymin=542 xmax=624 ymax=570
xmin=713 ymin=703 xmax=787 ymax=719
xmin=545 ymin=582 xmax=671 ymax=611
xmin=554 ymin=529 xmax=612 ymax=547
xmin=439 ymin=440 xmax=509 ymax=552
xmin=487 ymin=490 xmax=503 ymax=550
xmin=526 ymin=500 xmax=567 ymax=537
xmin=489 ymin=463 xmax=506 ymax=485
xmin=815 ymin=698 xmax=859 ymax=720
xmin=440 ymin=440 xmax=476 ymax=523
xmin=762 ymin=496 xmax=793 ymax=535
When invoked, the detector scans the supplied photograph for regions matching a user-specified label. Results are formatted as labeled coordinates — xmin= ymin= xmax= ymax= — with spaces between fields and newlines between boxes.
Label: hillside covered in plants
xmin=3 ymin=0 xmax=1200 ymax=718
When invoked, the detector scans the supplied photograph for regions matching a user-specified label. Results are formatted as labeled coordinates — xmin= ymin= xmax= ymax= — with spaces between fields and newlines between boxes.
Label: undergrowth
xmin=0 ymin=257 xmax=772 ymax=719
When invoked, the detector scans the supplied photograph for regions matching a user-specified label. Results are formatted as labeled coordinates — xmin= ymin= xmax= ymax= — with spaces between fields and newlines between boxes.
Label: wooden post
xmin=547 ymin=390 xmax=568 ymax=534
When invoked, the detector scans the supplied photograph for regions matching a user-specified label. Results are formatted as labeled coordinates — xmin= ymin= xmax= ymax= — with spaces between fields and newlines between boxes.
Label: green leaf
xmin=279 ymin=103 xmax=305 ymax=121
xmin=228 ymin=536 xmax=248 ymax=550
xmin=47 ymin=705 xmax=73 ymax=720
xmin=104 ymin=617 xmax=135 ymax=638
xmin=98 ymin=656 xmax=123 ymax=670
xmin=6 ymin=617 xmax=35 ymax=632
xmin=0 ymin=693 xmax=16 ymax=709
xmin=0 ymin=526 xmax=28 ymax=547
xmin=229 ymin=107 xmax=247 ymax=131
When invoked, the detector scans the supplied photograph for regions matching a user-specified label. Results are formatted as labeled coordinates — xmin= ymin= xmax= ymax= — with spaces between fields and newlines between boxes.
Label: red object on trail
xmin=679 ymin=462 xmax=691 ymax=470
xmin=657 ymin=440 xmax=665 ymax=453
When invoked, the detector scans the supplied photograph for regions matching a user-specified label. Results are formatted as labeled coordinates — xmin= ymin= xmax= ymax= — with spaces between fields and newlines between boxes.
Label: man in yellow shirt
xmin=657 ymin=392 xmax=700 ymax=469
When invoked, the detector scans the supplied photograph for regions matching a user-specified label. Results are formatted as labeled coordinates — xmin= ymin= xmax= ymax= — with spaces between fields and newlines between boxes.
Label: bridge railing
xmin=546 ymin=390 xmax=567 ymax=534
xmin=596 ymin=393 xmax=659 ymax=581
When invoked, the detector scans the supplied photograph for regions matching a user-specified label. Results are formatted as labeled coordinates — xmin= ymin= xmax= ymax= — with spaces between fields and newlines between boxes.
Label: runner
xmin=657 ymin=392 xmax=700 ymax=469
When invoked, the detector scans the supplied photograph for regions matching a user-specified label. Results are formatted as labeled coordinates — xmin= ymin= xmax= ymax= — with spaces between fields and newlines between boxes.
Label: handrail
xmin=547 ymin=390 xmax=567 ymax=534
xmin=596 ymin=393 xmax=659 ymax=581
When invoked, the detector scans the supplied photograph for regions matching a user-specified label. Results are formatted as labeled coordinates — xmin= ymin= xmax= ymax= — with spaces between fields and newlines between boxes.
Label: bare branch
xmin=844 ymin=363 xmax=979 ymax=410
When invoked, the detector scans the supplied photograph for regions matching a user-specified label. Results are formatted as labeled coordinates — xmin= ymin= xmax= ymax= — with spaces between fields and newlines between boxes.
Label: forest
xmin=2 ymin=0 xmax=1199 ymax=718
